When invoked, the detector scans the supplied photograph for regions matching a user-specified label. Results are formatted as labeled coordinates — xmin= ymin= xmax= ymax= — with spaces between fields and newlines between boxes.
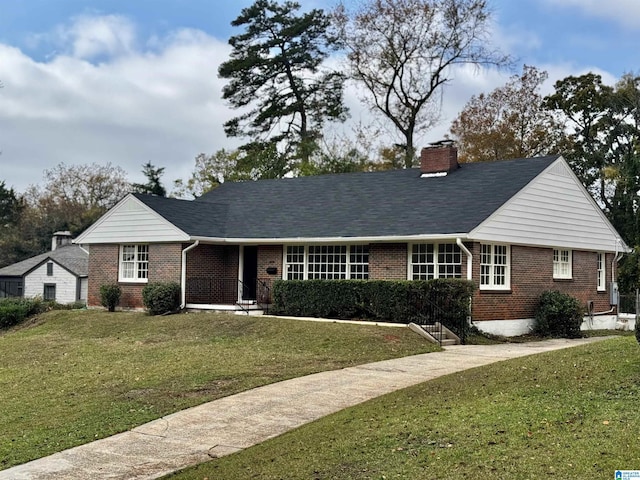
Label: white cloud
xmin=64 ymin=14 xmax=137 ymax=59
xmin=544 ymin=0 xmax=640 ymax=29
xmin=0 ymin=16 xmax=235 ymax=191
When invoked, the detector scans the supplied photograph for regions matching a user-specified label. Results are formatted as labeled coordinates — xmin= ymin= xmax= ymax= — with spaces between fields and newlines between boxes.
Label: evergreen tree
xmin=132 ymin=162 xmax=166 ymax=197
xmin=219 ymin=0 xmax=347 ymax=174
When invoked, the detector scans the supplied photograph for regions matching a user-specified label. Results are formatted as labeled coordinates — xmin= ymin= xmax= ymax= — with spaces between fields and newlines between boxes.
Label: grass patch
xmin=0 ymin=310 xmax=436 ymax=469
xmin=169 ymin=336 xmax=640 ymax=479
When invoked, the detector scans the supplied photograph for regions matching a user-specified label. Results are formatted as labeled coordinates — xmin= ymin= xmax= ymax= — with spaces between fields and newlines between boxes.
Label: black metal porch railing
xmin=185 ymin=277 xmax=272 ymax=312
xmin=186 ymin=278 xmax=240 ymax=305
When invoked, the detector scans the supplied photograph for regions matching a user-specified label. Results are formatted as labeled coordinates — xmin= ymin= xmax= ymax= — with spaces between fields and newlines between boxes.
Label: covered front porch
xmin=183 ymin=243 xmax=280 ymax=312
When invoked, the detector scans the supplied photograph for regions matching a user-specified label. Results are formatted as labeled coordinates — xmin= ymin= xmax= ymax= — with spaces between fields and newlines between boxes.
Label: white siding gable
xmin=24 ymin=262 xmax=78 ymax=304
xmin=470 ymin=157 xmax=625 ymax=252
xmin=75 ymin=195 xmax=189 ymax=244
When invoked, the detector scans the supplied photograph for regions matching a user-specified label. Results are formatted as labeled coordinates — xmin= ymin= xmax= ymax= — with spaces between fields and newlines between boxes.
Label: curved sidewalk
xmin=1 ymin=337 xmax=608 ymax=480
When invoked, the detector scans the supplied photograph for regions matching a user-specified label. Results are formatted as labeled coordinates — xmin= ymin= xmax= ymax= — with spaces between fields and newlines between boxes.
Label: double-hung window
xmin=285 ymin=246 xmax=305 ymax=280
xmin=119 ymin=244 xmax=149 ymax=282
xmin=553 ymin=249 xmax=572 ymax=279
xmin=410 ymin=243 xmax=462 ymax=280
xmin=285 ymin=245 xmax=369 ymax=280
xmin=43 ymin=284 xmax=56 ymax=301
xmin=597 ymin=252 xmax=606 ymax=291
xmin=480 ymin=244 xmax=510 ymax=290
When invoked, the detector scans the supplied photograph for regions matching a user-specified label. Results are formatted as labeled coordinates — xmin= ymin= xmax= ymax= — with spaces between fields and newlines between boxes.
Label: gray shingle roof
xmin=0 ymin=245 xmax=88 ymax=277
xmin=136 ymin=155 xmax=559 ymax=240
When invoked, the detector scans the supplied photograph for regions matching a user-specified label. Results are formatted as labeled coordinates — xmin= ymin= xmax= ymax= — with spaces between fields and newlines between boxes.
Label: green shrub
xmin=0 ymin=297 xmax=45 ymax=329
xmin=43 ymin=300 xmax=86 ymax=311
xmin=100 ymin=284 xmax=121 ymax=312
xmin=271 ymin=279 xmax=474 ymax=337
xmin=636 ymin=315 xmax=640 ymax=345
xmin=142 ymin=282 xmax=181 ymax=315
xmin=534 ymin=290 xmax=583 ymax=338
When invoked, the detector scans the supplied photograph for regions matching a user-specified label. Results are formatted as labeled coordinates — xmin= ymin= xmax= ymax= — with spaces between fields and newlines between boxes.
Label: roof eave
xmin=187 ymin=233 xmax=471 ymax=244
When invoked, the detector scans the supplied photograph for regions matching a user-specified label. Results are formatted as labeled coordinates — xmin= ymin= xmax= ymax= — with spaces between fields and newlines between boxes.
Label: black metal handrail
xmin=256 ymin=278 xmax=271 ymax=314
xmin=408 ymin=290 xmax=470 ymax=345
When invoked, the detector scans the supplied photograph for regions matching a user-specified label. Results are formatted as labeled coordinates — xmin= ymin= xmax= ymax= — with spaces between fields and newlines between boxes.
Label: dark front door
xmin=242 ymin=246 xmax=258 ymax=301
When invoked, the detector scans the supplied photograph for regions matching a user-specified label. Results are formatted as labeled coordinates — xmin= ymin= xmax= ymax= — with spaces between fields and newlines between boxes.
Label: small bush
xmin=534 ymin=290 xmax=583 ymax=338
xmin=0 ymin=297 xmax=45 ymax=329
xmin=636 ymin=315 xmax=640 ymax=345
xmin=100 ymin=284 xmax=121 ymax=312
xmin=43 ymin=300 xmax=86 ymax=311
xmin=142 ymin=282 xmax=181 ymax=315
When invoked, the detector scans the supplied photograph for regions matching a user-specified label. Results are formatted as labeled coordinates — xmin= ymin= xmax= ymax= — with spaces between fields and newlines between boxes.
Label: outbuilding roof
xmin=0 ymin=245 xmax=88 ymax=278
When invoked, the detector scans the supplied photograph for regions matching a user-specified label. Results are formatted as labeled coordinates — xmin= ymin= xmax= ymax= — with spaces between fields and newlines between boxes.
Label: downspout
xmin=456 ymin=238 xmax=474 ymax=334
xmin=610 ymin=239 xmax=624 ymax=318
xmin=613 ymin=239 xmax=623 ymax=283
xmin=592 ymin=239 xmax=624 ymax=317
xmin=456 ymin=238 xmax=472 ymax=281
xmin=180 ymin=241 xmax=199 ymax=309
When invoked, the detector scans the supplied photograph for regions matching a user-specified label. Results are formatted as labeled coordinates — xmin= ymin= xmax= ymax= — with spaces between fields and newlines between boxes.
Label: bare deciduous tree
xmin=334 ymin=0 xmax=510 ymax=167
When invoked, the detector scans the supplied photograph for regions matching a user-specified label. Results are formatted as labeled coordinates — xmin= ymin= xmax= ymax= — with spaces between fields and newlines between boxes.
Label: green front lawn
xmin=0 ymin=310 xmax=436 ymax=469
xmin=169 ymin=336 xmax=640 ymax=479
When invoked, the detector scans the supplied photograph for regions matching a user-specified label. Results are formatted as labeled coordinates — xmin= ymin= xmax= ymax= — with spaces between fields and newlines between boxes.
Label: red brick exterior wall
xmin=88 ymin=243 xmax=183 ymax=309
xmin=472 ymin=243 xmax=613 ymax=322
xmin=256 ymin=245 xmax=283 ymax=303
xmin=186 ymin=244 xmax=238 ymax=280
xmin=369 ymin=243 xmax=407 ymax=280
xmin=88 ymin=244 xmax=119 ymax=307
xmin=89 ymin=241 xmax=615 ymax=318
xmin=257 ymin=245 xmax=283 ymax=280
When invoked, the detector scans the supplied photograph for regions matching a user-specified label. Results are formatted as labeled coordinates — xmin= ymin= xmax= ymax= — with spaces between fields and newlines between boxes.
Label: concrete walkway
xmin=0 ymin=337 xmax=609 ymax=480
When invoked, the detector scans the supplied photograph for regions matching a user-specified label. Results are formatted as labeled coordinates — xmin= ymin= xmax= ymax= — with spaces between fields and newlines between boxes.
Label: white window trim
xmin=553 ymin=248 xmax=572 ymax=280
xmin=118 ymin=244 xmax=149 ymax=283
xmin=282 ymin=244 xmax=369 ymax=280
xmin=479 ymin=243 xmax=511 ymax=291
xmin=597 ymin=252 xmax=606 ymax=292
xmin=407 ymin=243 xmax=463 ymax=281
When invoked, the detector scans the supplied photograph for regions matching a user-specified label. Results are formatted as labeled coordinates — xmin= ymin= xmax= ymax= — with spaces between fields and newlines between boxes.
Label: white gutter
xmin=188 ymin=233 xmax=470 ymax=245
xmin=456 ymin=238 xmax=473 ymax=281
xmin=180 ymin=241 xmax=200 ymax=309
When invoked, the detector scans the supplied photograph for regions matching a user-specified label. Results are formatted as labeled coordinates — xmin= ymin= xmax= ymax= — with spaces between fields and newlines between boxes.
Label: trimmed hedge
xmin=534 ymin=290 xmax=583 ymax=338
xmin=271 ymin=279 xmax=474 ymax=335
xmin=142 ymin=282 xmax=181 ymax=315
xmin=0 ymin=297 xmax=45 ymax=329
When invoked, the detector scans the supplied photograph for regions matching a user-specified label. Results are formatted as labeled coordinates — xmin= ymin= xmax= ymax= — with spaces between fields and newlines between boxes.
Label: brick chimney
xmin=420 ymin=140 xmax=458 ymax=175
xmin=51 ymin=231 xmax=73 ymax=251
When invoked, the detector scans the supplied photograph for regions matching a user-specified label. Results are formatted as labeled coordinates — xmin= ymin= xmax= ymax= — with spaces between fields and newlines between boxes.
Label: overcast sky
xmin=0 ymin=0 xmax=638 ymax=194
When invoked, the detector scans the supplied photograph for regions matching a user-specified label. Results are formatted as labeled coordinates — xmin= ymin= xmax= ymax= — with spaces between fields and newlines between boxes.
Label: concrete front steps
xmin=233 ymin=301 xmax=265 ymax=316
xmin=409 ymin=322 xmax=460 ymax=345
